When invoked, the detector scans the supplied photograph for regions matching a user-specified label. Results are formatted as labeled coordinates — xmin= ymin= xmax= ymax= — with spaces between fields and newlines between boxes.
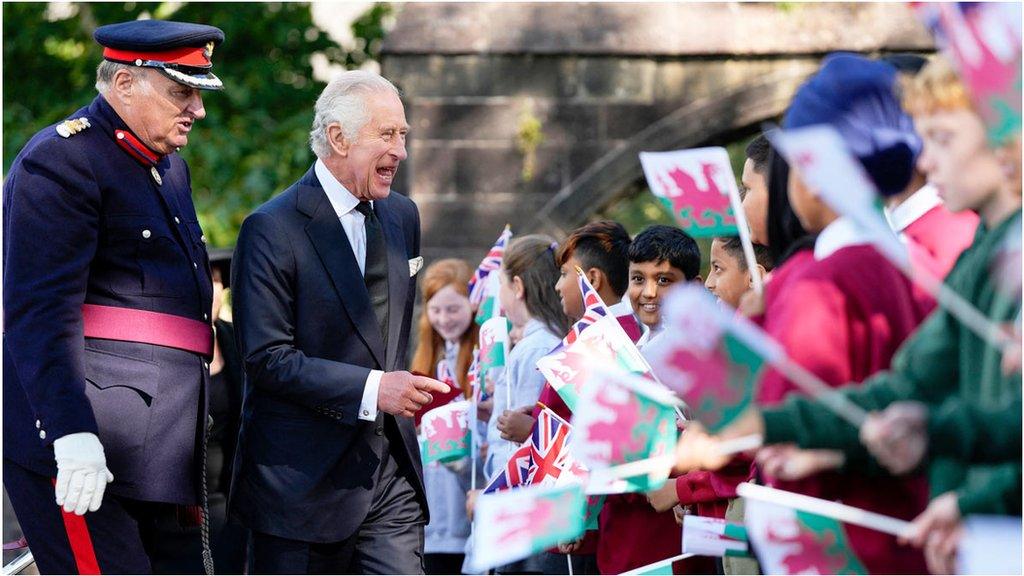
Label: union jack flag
xmin=468 ymin=225 xmax=513 ymax=306
xmin=483 ymin=408 xmax=575 ymax=493
xmin=436 ymin=358 xmax=455 ymax=387
xmin=549 ymin=269 xmax=611 ymax=357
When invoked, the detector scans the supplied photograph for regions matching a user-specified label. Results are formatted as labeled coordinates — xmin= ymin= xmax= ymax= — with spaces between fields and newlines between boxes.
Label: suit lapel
xmin=300 ymin=178 xmax=387 ymax=369
xmin=377 ymin=197 xmax=410 ymax=372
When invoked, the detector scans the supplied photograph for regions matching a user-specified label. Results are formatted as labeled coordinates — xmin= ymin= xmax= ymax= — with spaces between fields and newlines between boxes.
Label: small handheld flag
xmin=419 ymin=400 xmax=472 ymax=464
xmin=470 ymin=483 xmax=587 ymax=571
xmin=469 ymin=225 xmax=513 ymax=324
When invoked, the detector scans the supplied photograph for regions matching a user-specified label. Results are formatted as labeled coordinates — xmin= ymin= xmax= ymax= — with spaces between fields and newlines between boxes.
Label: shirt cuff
xmin=359 ymin=370 xmax=384 ymax=421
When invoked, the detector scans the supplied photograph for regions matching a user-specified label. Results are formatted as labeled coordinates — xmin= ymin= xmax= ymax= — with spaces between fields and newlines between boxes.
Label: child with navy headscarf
xmin=734 ymin=53 xmax=935 ymax=574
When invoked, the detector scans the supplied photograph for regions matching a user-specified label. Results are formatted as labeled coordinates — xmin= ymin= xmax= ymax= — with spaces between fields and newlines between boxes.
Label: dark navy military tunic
xmin=3 ymin=94 xmax=213 ymax=505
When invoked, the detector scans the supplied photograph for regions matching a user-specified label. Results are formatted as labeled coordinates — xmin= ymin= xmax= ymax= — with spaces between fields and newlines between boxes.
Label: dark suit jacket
xmin=4 ymin=95 xmax=211 ymax=505
xmin=228 ymin=166 xmax=425 ymax=542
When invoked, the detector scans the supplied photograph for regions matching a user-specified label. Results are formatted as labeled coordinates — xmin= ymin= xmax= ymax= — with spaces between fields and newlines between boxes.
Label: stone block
xmin=409 ymin=101 xmax=522 ymax=141
xmin=577 ymin=58 xmax=656 ymax=101
xmin=406 ymin=143 xmax=456 ymax=198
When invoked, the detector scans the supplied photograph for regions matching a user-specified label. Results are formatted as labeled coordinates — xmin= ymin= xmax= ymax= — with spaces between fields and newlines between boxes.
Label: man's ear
xmin=112 ymin=68 xmax=136 ymax=104
xmin=327 ymin=124 xmax=350 ymax=157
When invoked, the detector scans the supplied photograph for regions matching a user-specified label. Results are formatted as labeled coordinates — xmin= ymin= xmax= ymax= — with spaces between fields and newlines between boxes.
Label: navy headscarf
xmin=783 ymin=53 xmax=922 ymax=197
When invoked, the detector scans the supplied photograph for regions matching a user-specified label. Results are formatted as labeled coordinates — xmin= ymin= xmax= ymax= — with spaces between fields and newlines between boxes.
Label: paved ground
xmin=4 ymin=488 xmax=36 ymax=574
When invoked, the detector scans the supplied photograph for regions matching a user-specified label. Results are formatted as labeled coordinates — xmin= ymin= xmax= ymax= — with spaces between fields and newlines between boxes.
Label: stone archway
xmin=532 ymin=65 xmax=818 ymax=236
xmin=380 ymin=2 xmax=933 ymax=261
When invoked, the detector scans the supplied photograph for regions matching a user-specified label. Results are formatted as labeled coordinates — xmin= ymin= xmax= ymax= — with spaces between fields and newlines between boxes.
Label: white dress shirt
xmin=884 ymin=184 xmax=943 ymax=234
xmin=315 ymin=159 xmax=383 ymax=422
xmin=814 ymin=216 xmax=871 ymax=261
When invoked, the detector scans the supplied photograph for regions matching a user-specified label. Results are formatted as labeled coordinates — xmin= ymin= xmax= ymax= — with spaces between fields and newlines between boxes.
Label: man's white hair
xmin=95 ymin=60 xmax=150 ymax=94
xmin=309 ymin=70 xmax=400 ymax=159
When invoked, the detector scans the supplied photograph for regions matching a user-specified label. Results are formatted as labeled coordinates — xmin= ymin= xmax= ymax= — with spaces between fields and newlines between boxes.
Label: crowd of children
xmin=410 ymin=49 xmax=1021 ymax=575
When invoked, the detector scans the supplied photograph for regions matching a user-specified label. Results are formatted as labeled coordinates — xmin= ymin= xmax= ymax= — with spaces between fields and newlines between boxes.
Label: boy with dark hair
xmin=553 ymin=220 xmax=636 ymax=332
xmin=626 ymin=225 xmax=701 ymax=343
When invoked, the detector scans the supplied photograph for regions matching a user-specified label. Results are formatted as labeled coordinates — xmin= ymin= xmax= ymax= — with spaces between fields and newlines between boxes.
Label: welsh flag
xmin=640 ymin=147 xmax=739 ymax=237
xmin=418 ymin=400 xmax=472 ymax=464
xmin=469 ymin=225 xmax=512 ymax=324
xmin=470 ymin=483 xmax=587 ymax=572
xmin=912 ymin=2 xmax=1022 ymax=145
xmin=571 ymin=369 xmax=680 ymax=492
xmin=467 ymin=346 xmax=488 ymax=403
xmin=644 ymin=284 xmax=776 ymax=432
xmin=682 ymin=516 xmax=750 ymax=558
xmin=478 ymin=316 xmax=511 ymax=394
xmin=745 ymin=498 xmax=867 ymax=575
xmin=538 ymin=270 xmax=652 ymax=412
xmin=474 ymin=273 xmax=504 ymax=324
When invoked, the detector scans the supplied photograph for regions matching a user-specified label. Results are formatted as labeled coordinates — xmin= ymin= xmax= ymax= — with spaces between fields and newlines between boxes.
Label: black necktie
xmin=355 ymin=201 xmax=389 ymax=349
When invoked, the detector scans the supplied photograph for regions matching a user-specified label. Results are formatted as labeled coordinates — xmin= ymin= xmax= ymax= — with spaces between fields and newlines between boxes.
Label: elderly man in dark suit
xmin=4 ymin=20 xmax=223 ymax=575
xmin=230 ymin=70 xmax=449 ymax=575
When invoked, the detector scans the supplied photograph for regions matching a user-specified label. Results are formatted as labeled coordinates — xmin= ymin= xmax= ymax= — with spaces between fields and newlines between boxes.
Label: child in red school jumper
xmin=498 ymin=221 xmax=638 ymax=575
xmin=604 ymin=225 xmax=715 ymax=576
xmin=751 ymin=54 xmax=934 ymax=573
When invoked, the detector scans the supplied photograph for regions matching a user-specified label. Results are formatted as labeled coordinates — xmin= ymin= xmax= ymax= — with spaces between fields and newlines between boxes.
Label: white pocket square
xmin=409 ymin=256 xmax=424 ymax=277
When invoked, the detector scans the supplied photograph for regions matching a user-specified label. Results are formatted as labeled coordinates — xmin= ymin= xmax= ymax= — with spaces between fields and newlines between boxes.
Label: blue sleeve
xmin=3 ymin=138 xmax=101 ymax=444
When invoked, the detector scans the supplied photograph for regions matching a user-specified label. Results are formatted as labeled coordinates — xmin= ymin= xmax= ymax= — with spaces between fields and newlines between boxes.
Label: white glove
xmin=53 ymin=432 xmax=114 ymax=515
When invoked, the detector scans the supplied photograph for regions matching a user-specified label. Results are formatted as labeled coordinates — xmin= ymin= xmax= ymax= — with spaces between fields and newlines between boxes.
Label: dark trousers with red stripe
xmin=4 ymin=459 xmax=195 ymax=575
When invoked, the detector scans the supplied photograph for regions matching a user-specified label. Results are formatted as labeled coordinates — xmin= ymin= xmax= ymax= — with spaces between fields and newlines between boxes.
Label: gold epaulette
xmin=56 ymin=117 xmax=92 ymax=138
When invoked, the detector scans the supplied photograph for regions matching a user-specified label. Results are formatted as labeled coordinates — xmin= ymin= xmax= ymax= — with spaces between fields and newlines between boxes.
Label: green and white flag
xmin=478 ymin=316 xmax=510 ymax=393
xmin=745 ymin=498 xmax=867 ymax=574
xmin=682 ymin=515 xmax=750 ymax=558
xmin=418 ymin=400 xmax=471 ymax=464
xmin=470 ymin=483 xmax=587 ymax=572
xmin=572 ymin=368 xmax=680 ymax=492
xmin=643 ymin=284 xmax=777 ymax=432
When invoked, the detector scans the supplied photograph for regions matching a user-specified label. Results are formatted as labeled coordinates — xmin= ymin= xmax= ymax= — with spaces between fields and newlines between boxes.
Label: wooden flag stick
xmin=601 ymin=454 xmax=676 ymax=481
xmin=714 ymin=434 xmax=764 ymax=456
xmin=773 ymin=356 xmax=869 ymax=428
xmin=737 ymin=482 xmax=911 ymax=537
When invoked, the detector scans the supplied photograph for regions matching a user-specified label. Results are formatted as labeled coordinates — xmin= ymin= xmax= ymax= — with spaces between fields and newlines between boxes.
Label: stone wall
xmin=380 ymin=2 xmax=934 ymax=262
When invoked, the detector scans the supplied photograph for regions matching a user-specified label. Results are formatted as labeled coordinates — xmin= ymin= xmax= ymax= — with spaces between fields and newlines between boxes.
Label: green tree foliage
xmin=3 ymin=2 xmax=391 ymax=247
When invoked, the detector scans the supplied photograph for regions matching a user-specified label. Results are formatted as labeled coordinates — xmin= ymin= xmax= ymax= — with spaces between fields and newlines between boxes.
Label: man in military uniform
xmin=3 ymin=20 xmax=224 ymax=574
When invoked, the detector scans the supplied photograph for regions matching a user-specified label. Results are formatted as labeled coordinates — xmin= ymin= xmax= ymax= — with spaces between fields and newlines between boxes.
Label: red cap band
xmin=103 ymin=45 xmax=211 ymax=68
